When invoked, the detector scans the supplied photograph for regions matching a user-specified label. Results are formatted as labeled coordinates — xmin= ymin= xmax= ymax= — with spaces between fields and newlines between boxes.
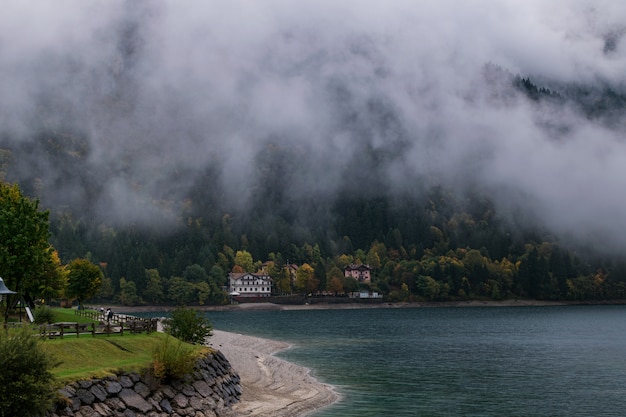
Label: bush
xmin=164 ymin=307 xmax=213 ymax=344
xmin=33 ymin=305 xmax=56 ymax=324
xmin=151 ymin=335 xmax=197 ymax=383
xmin=0 ymin=328 xmax=60 ymax=417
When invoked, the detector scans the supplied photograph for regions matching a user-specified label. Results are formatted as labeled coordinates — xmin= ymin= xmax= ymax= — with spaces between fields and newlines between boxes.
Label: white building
xmin=228 ymin=272 xmax=272 ymax=297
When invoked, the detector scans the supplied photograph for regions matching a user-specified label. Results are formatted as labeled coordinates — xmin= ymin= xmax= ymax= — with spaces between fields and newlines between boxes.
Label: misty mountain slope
xmin=1 ymin=1 xmax=626 ymax=259
xmin=3 ymin=70 xmax=623 ymax=254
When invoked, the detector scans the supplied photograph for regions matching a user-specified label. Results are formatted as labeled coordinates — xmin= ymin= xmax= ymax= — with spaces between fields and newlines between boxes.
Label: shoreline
xmin=208 ymin=330 xmax=338 ymax=417
xmin=112 ymin=298 xmax=626 ymax=314
xmin=110 ymin=300 xmax=626 ymax=416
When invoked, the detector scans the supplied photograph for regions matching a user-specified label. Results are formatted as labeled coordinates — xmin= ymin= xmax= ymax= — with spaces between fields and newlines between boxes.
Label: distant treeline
xmin=47 ymin=185 xmax=626 ymax=306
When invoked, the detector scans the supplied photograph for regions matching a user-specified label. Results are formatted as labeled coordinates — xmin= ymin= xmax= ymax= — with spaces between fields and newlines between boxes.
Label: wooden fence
xmin=74 ymin=308 xmax=153 ymax=326
xmin=40 ymin=319 xmax=158 ymax=339
xmin=34 ymin=308 xmax=160 ymax=339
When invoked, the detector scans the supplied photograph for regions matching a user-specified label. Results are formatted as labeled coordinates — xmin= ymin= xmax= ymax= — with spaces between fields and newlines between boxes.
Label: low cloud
xmin=1 ymin=0 xmax=626 ymax=249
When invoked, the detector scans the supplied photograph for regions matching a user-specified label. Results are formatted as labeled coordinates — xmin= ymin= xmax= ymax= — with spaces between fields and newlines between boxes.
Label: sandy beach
xmin=208 ymin=330 xmax=338 ymax=417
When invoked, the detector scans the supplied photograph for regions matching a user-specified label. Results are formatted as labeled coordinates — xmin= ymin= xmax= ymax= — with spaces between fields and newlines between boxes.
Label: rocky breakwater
xmin=47 ymin=351 xmax=241 ymax=417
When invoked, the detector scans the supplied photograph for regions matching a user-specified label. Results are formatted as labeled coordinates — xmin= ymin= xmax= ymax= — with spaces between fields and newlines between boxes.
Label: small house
xmin=344 ymin=264 xmax=372 ymax=283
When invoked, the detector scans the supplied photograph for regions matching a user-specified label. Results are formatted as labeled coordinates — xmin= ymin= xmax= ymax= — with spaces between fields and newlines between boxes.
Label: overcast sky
xmin=1 ymin=1 xmax=626 ymax=250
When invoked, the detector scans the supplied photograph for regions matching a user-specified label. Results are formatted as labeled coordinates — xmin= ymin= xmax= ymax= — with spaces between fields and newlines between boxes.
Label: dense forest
xmin=2 ymin=69 xmax=626 ymax=306
xmin=44 ymin=183 xmax=626 ymax=305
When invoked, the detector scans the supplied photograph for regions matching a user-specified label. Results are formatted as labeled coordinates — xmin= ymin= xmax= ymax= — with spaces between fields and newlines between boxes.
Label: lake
xmin=139 ymin=305 xmax=626 ymax=416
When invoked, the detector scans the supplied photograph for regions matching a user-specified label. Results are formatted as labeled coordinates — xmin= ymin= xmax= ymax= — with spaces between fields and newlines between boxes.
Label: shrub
xmin=33 ymin=305 xmax=56 ymax=324
xmin=151 ymin=335 xmax=197 ymax=383
xmin=0 ymin=328 xmax=60 ymax=417
xmin=164 ymin=307 xmax=213 ymax=344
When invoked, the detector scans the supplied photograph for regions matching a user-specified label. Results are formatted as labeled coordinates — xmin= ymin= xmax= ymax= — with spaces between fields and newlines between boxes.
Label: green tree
xmin=274 ymin=266 xmax=292 ymax=295
xmin=463 ymin=249 xmax=487 ymax=289
xmin=195 ymin=282 xmax=211 ymax=305
xmin=366 ymin=249 xmax=381 ymax=272
xmin=343 ymin=275 xmax=359 ymax=293
xmin=183 ymin=264 xmax=208 ymax=283
xmin=208 ymin=265 xmax=226 ymax=288
xmin=96 ymin=275 xmax=115 ymax=301
xmin=164 ymin=307 xmax=213 ymax=344
xmin=0 ymin=182 xmax=53 ymax=319
xmin=207 ymin=281 xmax=228 ymax=305
xmin=144 ymin=269 xmax=165 ymax=304
xmin=65 ymin=258 xmax=103 ymax=308
xmin=416 ymin=275 xmax=440 ymax=300
xmin=0 ymin=328 xmax=60 ymax=417
xmin=326 ymin=266 xmax=345 ymax=294
xmin=216 ymin=248 xmax=233 ymax=274
xmin=168 ymin=277 xmax=196 ymax=305
xmin=119 ymin=277 xmax=142 ymax=306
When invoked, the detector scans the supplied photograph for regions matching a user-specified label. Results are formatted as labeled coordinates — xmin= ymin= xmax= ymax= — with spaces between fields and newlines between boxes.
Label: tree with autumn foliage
xmin=296 ymin=263 xmax=318 ymax=294
xmin=326 ymin=266 xmax=345 ymax=294
xmin=38 ymin=250 xmax=67 ymax=304
xmin=234 ymin=250 xmax=255 ymax=272
xmin=0 ymin=182 xmax=58 ymax=320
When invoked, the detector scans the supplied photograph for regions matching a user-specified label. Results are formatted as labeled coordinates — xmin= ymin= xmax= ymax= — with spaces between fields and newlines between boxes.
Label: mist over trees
xmin=34 ymin=171 xmax=626 ymax=304
xmin=2 ymin=2 xmax=626 ymax=305
xmin=3 ymin=76 xmax=626 ymax=305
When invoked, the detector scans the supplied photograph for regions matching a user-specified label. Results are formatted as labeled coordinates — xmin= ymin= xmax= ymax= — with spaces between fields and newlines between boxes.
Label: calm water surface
xmin=140 ymin=306 xmax=626 ymax=416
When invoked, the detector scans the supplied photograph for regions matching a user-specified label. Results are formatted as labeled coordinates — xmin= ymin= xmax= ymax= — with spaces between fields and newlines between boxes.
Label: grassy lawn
xmin=34 ymin=308 xmax=209 ymax=384
xmin=51 ymin=307 xmax=98 ymax=324
xmin=45 ymin=333 xmax=162 ymax=382
xmin=43 ymin=332 xmax=208 ymax=384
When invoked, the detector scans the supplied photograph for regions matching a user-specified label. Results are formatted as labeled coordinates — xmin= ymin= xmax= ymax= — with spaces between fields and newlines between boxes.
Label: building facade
xmin=228 ymin=272 xmax=273 ymax=297
xmin=344 ymin=264 xmax=372 ymax=283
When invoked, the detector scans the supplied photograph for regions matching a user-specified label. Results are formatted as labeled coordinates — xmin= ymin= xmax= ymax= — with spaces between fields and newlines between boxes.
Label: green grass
xmin=34 ymin=308 xmax=209 ymax=384
xmin=41 ymin=332 xmax=208 ymax=384
xmin=51 ymin=307 xmax=99 ymax=324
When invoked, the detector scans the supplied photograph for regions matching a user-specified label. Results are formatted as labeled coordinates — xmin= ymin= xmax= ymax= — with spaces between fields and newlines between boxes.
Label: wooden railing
xmin=32 ymin=308 xmax=162 ymax=339
xmin=74 ymin=308 xmax=138 ymax=324
xmin=41 ymin=317 xmax=158 ymax=339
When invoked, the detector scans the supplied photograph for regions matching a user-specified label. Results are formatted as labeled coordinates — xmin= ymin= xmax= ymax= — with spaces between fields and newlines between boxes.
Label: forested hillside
xmin=4 ymin=69 xmax=626 ymax=305
xmin=42 ymin=180 xmax=626 ymax=305
xmin=2 ymin=2 xmax=626 ymax=305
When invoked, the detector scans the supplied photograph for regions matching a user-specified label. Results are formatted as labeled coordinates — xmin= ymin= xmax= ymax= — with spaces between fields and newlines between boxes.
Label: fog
xmin=1 ymin=1 xmax=626 ymax=249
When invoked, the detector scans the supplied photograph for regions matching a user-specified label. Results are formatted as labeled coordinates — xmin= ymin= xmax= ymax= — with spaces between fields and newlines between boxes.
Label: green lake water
xmin=138 ymin=305 xmax=626 ymax=416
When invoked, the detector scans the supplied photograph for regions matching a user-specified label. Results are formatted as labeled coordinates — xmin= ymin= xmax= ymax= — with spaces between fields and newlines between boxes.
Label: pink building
xmin=344 ymin=264 xmax=372 ymax=283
